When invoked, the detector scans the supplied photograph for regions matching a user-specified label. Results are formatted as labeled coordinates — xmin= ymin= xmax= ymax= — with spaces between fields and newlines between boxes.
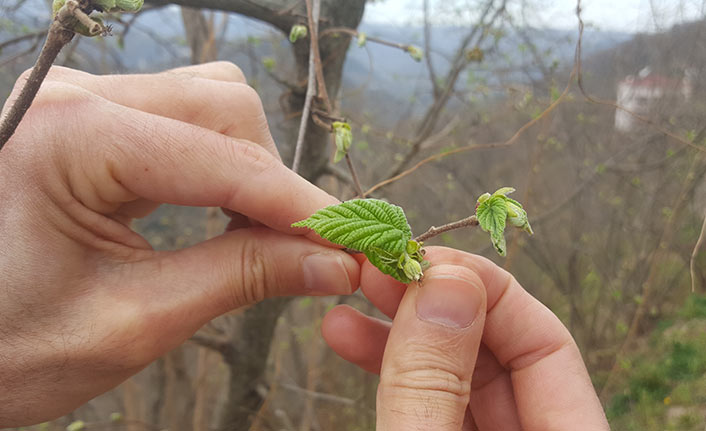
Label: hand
xmin=323 ymin=247 xmax=609 ymax=430
xmin=0 ymin=62 xmax=359 ymax=427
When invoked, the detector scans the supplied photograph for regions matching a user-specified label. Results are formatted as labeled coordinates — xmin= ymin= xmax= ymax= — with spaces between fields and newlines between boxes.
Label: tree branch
xmin=0 ymin=30 xmax=48 ymax=52
xmin=146 ymin=0 xmax=300 ymax=32
xmin=385 ymin=0 xmax=506 ymax=178
xmin=291 ymin=0 xmax=320 ymax=174
xmin=415 ymin=216 xmax=478 ymax=243
xmin=0 ymin=8 xmax=77 ymax=149
xmin=188 ymin=332 xmax=233 ymax=356
xmin=690 ymin=210 xmax=706 ymax=292
xmin=423 ymin=0 xmax=440 ymax=99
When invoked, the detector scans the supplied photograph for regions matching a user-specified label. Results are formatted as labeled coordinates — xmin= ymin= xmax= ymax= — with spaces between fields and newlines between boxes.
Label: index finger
xmin=361 ymin=247 xmax=609 ymax=430
xmin=47 ymin=83 xmax=336 ymax=237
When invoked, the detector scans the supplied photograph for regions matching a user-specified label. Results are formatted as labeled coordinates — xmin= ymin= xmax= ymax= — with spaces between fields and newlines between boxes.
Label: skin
xmin=0 ymin=62 xmax=609 ymax=429
xmin=0 ymin=62 xmax=360 ymax=426
xmin=322 ymin=248 xmax=611 ymax=430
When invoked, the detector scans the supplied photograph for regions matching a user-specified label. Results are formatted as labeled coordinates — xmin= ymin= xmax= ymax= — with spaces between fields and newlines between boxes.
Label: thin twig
xmin=189 ymin=332 xmax=233 ymax=356
xmin=0 ymin=7 xmax=77 ymax=149
xmin=0 ymin=36 xmax=43 ymax=68
xmin=415 ymin=215 xmax=479 ymax=243
xmin=364 ymin=62 xmax=575 ymax=196
xmin=385 ymin=0 xmax=505 ymax=179
xmin=0 ymin=29 xmax=48 ymax=52
xmin=281 ymin=382 xmax=359 ymax=406
xmin=299 ymin=0 xmax=365 ymax=197
xmin=423 ymin=0 xmax=440 ymax=99
xmin=345 ymin=153 xmax=365 ymax=197
xmin=690 ymin=210 xmax=706 ymax=292
xmin=319 ymin=27 xmax=413 ymax=52
xmin=291 ymin=0 xmax=320 ymax=173
xmin=574 ymin=0 xmax=705 ymax=154
xmin=306 ymin=0 xmax=330 ymax=112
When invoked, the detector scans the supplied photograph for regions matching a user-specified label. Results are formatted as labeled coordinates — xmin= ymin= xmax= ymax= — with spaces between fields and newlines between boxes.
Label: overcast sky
xmin=363 ymin=0 xmax=705 ymax=32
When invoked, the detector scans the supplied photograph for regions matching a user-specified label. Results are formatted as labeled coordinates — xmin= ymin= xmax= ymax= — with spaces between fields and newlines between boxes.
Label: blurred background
xmin=2 ymin=0 xmax=706 ymax=429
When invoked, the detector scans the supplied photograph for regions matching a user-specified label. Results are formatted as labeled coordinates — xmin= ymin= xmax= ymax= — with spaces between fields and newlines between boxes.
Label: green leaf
xmin=292 ymin=199 xmax=423 ymax=282
xmin=476 ymin=196 xmax=509 ymax=256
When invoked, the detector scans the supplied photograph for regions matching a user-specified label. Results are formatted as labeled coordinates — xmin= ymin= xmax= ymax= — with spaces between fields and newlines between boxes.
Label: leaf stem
xmin=414 ymin=215 xmax=478 ymax=243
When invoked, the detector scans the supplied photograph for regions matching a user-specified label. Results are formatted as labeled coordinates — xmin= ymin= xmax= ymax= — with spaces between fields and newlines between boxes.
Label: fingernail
xmin=416 ymin=269 xmax=483 ymax=329
xmin=302 ymin=253 xmax=353 ymax=295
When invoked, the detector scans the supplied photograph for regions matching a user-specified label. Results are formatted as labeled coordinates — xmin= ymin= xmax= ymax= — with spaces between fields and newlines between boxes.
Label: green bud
xmin=289 ymin=24 xmax=308 ymax=43
xmin=262 ymin=57 xmax=276 ymax=72
xmin=405 ymin=240 xmax=421 ymax=255
xmin=66 ymin=420 xmax=86 ymax=431
xmin=506 ymin=200 xmax=533 ymax=235
xmin=109 ymin=412 xmax=123 ymax=423
xmin=402 ymin=255 xmax=423 ymax=281
xmin=332 ymin=121 xmax=352 ymax=163
xmin=357 ymin=32 xmax=367 ymax=47
xmin=406 ymin=45 xmax=423 ymax=62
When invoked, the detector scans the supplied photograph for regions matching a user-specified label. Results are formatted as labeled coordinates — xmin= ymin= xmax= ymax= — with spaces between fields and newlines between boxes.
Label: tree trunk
xmin=165 ymin=1 xmax=367 ymax=428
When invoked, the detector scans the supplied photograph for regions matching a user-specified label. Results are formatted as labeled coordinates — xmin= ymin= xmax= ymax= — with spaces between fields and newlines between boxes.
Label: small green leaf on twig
xmin=292 ymin=199 xmax=427 ymax=283
xmin=332 ymin=121 xmax=353 ymax=163
xmin=289 ymin=24 xmax=308 ymax=43
xmin=406 ymin=45 xmax=424 ymax=62
xmin=475 ymin=187 xmax=533 ymax=256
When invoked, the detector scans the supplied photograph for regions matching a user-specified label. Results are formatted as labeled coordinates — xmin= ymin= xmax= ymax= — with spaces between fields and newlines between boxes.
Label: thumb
xmin=127 ymin=228 xmax=359 ymax=348
xmin=377 ymin=264 xmax=486 ymax=431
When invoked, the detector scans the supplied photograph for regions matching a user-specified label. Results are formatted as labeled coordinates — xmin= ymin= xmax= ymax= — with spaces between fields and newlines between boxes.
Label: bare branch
xmin=0 ymin=8 xmax=76 ymax=148
xmin=365 ymin=61 xmax=575 ymax=196
xmin=0 ymin=30 xmax=47 ymax=52
xmin=344 ymin=153 xmax=364 ymax=197
xmin=280 ymin=382 xmax=358 ymax=406
xmin=415 ymin=216 xmax=479 ymax=243
xmin=423 ymin=0 xmax=440 ymax=99
xmin=690 ymin=210 xmax=706 ymax=292
xmin=0 ymin=36 xmax=43 ymax=68
xmin=385 ymin=0 xmax=507 ymax=178
xmin=146 ymin=0 xmax=300 ymax=32
xmin=291 ymin=0 xmax=320 ymax=174
xmin=188 ymin=332 xmax=233 ymax=356
xmin=306 ymin=0 xmax=330 ymax=111
xmin=320 ymin=26 xmax=414 ymax=52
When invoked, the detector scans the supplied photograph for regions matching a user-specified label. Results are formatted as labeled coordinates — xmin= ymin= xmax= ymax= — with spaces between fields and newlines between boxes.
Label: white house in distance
xmin=615 ymin=67 xmax=693 ymax=132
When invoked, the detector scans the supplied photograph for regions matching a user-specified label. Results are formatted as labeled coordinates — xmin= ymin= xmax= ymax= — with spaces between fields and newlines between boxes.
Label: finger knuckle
xmin=203 ymin=61 xmax=247 ymax=83
xmin=382 ymin=340 xmax=472 ymax=401
xmin=230 ymin=235 xmax=272 ymax=306
xmin=223 ymin=139 xmax=278 ymax=200
xmin=384 ymin=365 xmax=471 ymax=401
